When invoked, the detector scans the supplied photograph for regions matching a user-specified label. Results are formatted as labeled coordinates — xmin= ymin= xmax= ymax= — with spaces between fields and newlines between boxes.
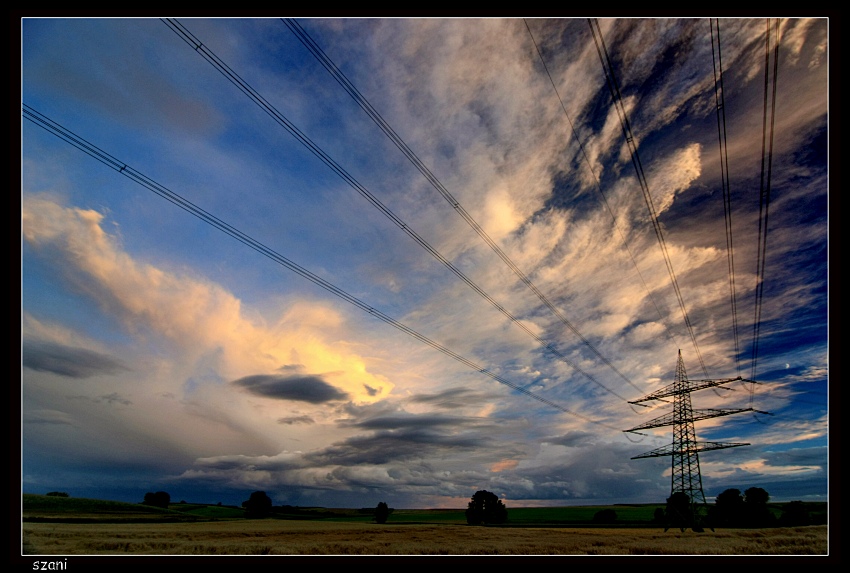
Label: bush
xmin=142 ymin=491 xmax=170 ymax=508
xmin=779 ymin=501 xmax=810 ymax=526
xmin=466 ymin=490 xmax=507 ymax=525
xmin=45 ymin=491 xmax=69 ymax=497
xmin=242 ymin=491 xmax=272 ymax=518
xmin=592 ymin=508 xmax=617 ymax=524
xmin=375 ymin=501 xmax=389 ymax=524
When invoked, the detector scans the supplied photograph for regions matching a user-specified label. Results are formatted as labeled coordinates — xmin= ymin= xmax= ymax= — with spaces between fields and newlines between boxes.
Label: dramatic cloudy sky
xmin=21 ymin=18 xmax=827 ymax=508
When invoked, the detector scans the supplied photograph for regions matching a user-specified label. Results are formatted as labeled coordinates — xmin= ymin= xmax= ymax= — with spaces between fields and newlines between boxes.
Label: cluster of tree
xmin=466 ymin=490 xmax=507 ymax=525
xmin=142 ymin=491 xmax=171 ymax=509
xmin=45 ymin=491 xmax=69 ymax=497
xmin=242 ymin=491 xmax=273 ymax=518
xmin=708 ymin=487 xmax=775 ymax=528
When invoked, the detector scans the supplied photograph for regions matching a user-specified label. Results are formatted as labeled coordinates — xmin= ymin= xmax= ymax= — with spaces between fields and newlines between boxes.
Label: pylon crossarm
xmin=631 ymin=440 xmax=751 ymax=459
xmin=631 ymin=444 xmax=677 ymax=459
xmin=696 ymin=440 xmax=750 ymax=452
xmin=629 ymin=377 xmax=755 ymax=404
xmin=624 ymin=411 xmax=677 ymax=432
xmin=689 ymin=407 xmax=753 ymax=423
xmin=624 ymin=407 xmax=751 ymax=433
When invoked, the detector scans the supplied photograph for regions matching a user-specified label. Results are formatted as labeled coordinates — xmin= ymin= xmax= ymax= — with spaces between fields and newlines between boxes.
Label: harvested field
xmin=22 ymin=520 xmax=828 ymax=555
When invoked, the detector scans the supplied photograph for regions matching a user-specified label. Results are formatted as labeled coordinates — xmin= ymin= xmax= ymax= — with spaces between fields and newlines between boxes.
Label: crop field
xmin=21 ymin=495 xmax=828 ymax=555
xmin=22 ymin=520 xmax=827 ymax=555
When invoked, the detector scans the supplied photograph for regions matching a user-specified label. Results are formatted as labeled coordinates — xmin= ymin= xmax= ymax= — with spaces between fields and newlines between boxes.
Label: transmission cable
xmin=750 ymin=18 xmax=781 ymax=387
xmin=710 ymin=18 xmax=742 ymax=378
xmin=523 ymin=19 xmax=677 ymax=350
xmin=160 ymin=18 xmax=637 ymax=403
xmin=587 ymin=18 xmax=709 ymax=378
xmin=23 ymin=103 xmax=627 ymax=430
xmin=708 ymin=18 xmax=741 ymax=376
xmin=281 ymin=17 xmax=644 ymax=395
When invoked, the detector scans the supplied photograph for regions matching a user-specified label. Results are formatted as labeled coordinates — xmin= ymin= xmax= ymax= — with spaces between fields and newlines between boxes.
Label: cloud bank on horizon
xmin=22 ymin=18 xmax=827 ymax=508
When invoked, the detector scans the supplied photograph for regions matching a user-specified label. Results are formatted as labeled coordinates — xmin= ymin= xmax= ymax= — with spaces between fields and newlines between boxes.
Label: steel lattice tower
xmin=625 ymin=350 xmax=756 ymax=531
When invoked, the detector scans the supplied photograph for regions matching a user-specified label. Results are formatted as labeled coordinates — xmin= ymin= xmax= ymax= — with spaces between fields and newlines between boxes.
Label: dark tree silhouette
xmin=375 ymin=501 xmax=389 ymax=524
xmin=709 ymin=488 xmax=744 ymax=527
xmin=592 ymin=508 xmax=617 ymax=524
xmin=743 ymin=487 xmax=774 ymax=527
xmin=46 ymin=491 xmax=69 ymax=497
xmin=744 ymin=486 xmax=769 ymax=505
xmin=466 ymin=490 xmax=507 ymax=525
xmin=242 ymin=491 xmax=272 ymax=518
xmin=779 ymin=501 xmax=810 ymax=526
xmin=664 ymin=491 xmax=692 ymax=531
xmin=142 ymin=491 xmax=171 ymax=508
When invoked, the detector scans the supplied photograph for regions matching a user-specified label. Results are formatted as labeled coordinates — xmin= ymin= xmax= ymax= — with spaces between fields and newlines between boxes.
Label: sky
xmin=21 ymin=18 xmax=828 ymax=509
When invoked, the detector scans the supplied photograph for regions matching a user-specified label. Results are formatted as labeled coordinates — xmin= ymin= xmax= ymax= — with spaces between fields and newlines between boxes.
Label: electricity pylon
xmin=624 ymin=350 xmax=757 ymax=531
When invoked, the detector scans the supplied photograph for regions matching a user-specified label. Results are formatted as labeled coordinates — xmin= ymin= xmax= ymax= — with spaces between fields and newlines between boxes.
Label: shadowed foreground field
xmin=23 ymin=520 xmax=827 ymax=555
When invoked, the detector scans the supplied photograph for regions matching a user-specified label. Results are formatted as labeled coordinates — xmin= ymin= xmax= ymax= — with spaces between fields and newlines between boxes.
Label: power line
xmin=523 ymin=18 xmax=678 ymax=348
xmin=160 ymin=17 xmax=638 ymax=403
xmin=710 ymin=18 xmax=742 ymax=378
xmin=751 ymin=18 xmax=782 ymax=385
xmin=281 ymin=17 xmax=644 ymax=395
xmin=587 ymin=18 xmax=709 ymax=378
xmin=23 ymin=103 xmax=625 ymax=431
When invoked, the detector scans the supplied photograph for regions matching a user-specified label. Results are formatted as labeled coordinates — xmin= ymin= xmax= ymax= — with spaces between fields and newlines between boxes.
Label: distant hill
xmin=22 ymin=494 xmax=214 ymax=523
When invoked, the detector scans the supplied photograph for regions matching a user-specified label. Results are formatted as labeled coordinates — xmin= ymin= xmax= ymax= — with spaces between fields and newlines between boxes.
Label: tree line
xmin=135 ymin=486 xmax=813 ymax=528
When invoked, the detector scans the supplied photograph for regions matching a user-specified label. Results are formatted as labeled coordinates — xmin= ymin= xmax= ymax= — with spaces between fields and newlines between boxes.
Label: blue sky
xmin=22 ymin=18 xmax=827 ymax=509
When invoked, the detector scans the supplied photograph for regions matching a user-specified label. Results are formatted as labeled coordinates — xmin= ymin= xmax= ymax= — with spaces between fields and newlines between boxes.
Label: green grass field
xmin=22 ymin=494 xmax=826 ymax=527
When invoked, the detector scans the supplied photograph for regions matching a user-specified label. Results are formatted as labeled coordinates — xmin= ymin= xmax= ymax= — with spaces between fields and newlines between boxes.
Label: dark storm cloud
xmin=233 ymin=374 xmax=348 ymax=404
xmin=307 ymin=427 xmax=492 ymax=466
xmin=233 ymin=374 xmax=348 ymax=403
xmin=23 ymin=339 xmax=128 ymax=378
xmin=352 ymin=414 xmax=480 ymax=431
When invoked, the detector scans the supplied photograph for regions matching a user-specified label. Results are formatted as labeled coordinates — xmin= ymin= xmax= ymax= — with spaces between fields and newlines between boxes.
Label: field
xmin=21 ymin=495 xmax=828 ymax=555
xmin=22 ymin=520 xmax=828 ymax=555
